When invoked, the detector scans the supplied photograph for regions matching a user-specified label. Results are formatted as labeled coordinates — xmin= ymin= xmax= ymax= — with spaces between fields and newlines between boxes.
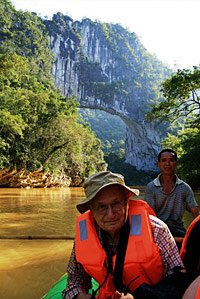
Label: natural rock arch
xmin=45 ymin=14 xmax=169 ymax=171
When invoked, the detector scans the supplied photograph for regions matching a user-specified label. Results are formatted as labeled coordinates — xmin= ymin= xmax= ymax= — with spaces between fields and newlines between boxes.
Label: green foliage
xmin=0 ymin=1 xmax=106 ymax=179
xmin=41 ymin=115 xmax=106 ymax=177
xmin=44 ymin=12 xmax=81 ymax=42
xmin=102 ymin=23 xmax=110 ymax=41
xmin=0 ymin=51 xmax=106 ymax=176
xmin=85 ymin=81 xmax=129 ymax=105
xmin=63 ymin=122 xmax=106 ymax=177
xmin=148 ymin=66 xmax=200 ymax=188
xmin=78 ymin=109 xmax=126 ymax=154
xmin=0 ymin=1 xmax=52 ymax=77
xmin=146 ymin=67 xmax=200 ymax=125
xmin=179 ymin=129 xmax=200 ymax=189
xmin=160 ymin=127 xmax=200 ymax=189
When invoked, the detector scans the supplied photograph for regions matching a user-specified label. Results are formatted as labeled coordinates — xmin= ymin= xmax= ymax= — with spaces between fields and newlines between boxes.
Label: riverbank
xmin=0 ymin=168 xmax=82 ymax=188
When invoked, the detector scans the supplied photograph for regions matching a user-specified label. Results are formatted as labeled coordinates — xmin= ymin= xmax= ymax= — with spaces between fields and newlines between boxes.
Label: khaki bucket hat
xmin=77 ymin=171 xmax=140 ymax=213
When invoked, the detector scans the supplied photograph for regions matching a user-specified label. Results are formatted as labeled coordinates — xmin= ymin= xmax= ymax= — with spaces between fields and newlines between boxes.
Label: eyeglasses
xmin=92 ymin=200 xmax=126 ymax=215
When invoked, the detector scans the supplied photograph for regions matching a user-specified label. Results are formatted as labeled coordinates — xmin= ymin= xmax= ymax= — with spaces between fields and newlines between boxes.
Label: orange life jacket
xmin=180 ymin=215 xmax=200 ymax=269
xmin=196 ymin=284 xmax=200 ymax=299
xmin=75 ymin=199 xmax=164 ymax=298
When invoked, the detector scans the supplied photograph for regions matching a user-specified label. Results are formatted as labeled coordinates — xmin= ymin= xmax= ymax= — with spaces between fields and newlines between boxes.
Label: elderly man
xmin=62 ymin=171 xmax=186 ymax=299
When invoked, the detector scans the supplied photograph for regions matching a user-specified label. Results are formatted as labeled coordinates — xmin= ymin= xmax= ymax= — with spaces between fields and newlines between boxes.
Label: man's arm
xmin=184 ymin=183 xmax=199 ymax=217
xmin=190 ymin=206 xmax=200 ymax=219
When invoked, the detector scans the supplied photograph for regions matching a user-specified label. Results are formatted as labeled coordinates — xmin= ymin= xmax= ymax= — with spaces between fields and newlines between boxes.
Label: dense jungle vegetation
xmin=0 ymin=0 xmax=106 ymax=179
xmin=78 ymin=109 xmax=126 ymax=155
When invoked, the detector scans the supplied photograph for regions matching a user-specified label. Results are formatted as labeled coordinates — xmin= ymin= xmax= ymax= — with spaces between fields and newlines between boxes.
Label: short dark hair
xmin=158 ymin=149 xmax=177 ymax=161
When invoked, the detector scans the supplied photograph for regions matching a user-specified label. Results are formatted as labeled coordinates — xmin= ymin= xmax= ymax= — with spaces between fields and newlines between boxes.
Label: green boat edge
xmin=42 ymin=273 xmax=99 ymax=298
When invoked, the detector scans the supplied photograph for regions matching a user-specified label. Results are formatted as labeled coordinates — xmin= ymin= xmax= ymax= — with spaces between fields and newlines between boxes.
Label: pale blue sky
xmin=11 ymin=0 xmax=200 ymax=70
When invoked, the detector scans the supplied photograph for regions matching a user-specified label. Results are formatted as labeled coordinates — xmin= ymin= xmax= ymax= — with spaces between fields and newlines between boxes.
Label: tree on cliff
xmin=146 ymin=67 xmax=200 ymax=125
xmin=146 ymin=67 xmax=200 ymax=188
xmin=0 ymin=0 xmax=106 ymax=179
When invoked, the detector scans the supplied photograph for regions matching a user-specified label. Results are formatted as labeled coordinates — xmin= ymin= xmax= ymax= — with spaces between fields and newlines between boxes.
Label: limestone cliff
xmin=44 ymin=13 xmax=170 ymax=171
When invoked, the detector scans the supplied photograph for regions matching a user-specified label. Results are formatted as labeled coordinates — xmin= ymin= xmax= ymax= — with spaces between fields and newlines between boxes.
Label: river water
xmin=0 ymin=187 xmax=200 ymax=299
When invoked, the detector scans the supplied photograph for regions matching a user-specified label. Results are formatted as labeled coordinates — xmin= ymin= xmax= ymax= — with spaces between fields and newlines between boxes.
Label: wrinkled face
xmin=90 ymin=185 xmax=127 ymax=238
xmin=158 ymin=151 xmax=178 ymax=175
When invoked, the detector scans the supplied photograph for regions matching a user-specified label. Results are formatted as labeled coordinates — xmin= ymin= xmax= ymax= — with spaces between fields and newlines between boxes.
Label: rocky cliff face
xmin=45 ymin=13 xmax=170 ymax=171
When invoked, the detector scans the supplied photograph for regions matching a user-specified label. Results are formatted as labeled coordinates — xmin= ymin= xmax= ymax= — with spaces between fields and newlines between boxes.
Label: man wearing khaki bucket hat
xmin=76 ymin=171 xmax=140 ymax=214
xmin=62 ymin=171 xmax=188 ymax=299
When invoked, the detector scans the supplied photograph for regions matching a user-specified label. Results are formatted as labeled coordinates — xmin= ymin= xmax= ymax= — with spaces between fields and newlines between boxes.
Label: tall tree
xmin=146 ymin=67 xmax=200 ymax=126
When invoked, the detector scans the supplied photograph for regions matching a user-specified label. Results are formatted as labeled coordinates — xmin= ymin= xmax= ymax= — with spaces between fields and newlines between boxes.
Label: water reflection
xmin=0 ymin=188 xmax=84 ymax=237
xmin=0 ymin=187 xmax=199 ymax=299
